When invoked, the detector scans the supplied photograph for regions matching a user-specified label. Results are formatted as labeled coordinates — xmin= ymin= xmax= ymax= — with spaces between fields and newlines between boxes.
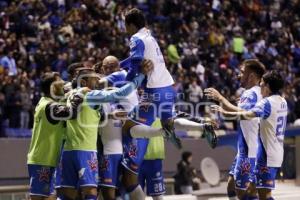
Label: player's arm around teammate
xmin=27 ymin=72 xmax=85 ymax=200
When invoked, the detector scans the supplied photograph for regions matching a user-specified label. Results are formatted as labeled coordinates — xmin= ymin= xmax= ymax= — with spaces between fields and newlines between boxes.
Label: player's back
xmin=237 ymin=86 xmax=261 ymax=158
xmin=257 ymin=95 xmax=287 ymax=167
xmin=132 ymin=28 xmax=174 ymax=88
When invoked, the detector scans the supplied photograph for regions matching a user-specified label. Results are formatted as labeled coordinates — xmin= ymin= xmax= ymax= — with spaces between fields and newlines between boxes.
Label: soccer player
xmin=211 ymin=70 xmax=287 ymax=200
xmin=60 ymin=68 xmax=146 ymax=200
xmin=97 ymin=56 xmax=140 ymax=200
xmin=121 ymin=8 xmax=180 ymax=148
xmin=98 ymin=55 xmax=154 ymax=200
xmin=55 ymin=62 xmax=85 ymax=197
xmin=138 ymin=120 xmax=166 ymax=200
xmin=205 ymin=59 xmax=265 ymax=199
xmin=27 ymin=72 xmax=84 ymax=200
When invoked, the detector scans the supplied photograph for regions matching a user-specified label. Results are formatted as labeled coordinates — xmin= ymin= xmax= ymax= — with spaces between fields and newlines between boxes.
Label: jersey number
xmin=276 ymin=116 xmax=286 ymax=136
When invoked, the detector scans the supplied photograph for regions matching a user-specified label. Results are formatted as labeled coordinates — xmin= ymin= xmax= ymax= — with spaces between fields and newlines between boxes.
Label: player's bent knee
xmin=100 ymin=187 xmax=116 ymax=200
xmin=258 ymin=188 xmax=272 ymax=200
xmin=122 ymin=120 xmax=137 ymax=136
xmin=60 ymin=188 xmax=78 ymax=200
xmin=122 ymin=170 xmax=138 ymax=188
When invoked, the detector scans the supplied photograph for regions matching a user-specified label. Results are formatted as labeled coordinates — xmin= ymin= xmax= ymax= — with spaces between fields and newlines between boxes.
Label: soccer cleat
xmin=202 ymin=123 xmax=218 ymax=149
xmin=162 ymin=120 xmax=182 ymax=149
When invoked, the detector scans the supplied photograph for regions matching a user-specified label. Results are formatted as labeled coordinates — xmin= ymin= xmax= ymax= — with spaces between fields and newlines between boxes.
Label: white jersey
xmin=252 ymin=95 xmax=288 ymax=167
xmin=100 ymin=90 xmax=138 ymax=155
xmin=130 ymin=28 xmax=174 ymax=88
xmin=237 ymin=86 xmax=262 ymax=158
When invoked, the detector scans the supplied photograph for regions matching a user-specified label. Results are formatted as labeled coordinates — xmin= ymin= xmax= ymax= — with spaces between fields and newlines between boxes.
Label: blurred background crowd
xmin=0 ymin=0 xmax=300 ymax=136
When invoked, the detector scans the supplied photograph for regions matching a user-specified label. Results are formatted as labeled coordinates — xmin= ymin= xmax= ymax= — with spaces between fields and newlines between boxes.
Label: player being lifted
xmin=211 ymin=70 xmax=287 ymax=200
xmin=118 ymin=9 xmax=217 ymax=199
xmin=97 ymin=55 xmax=218 ymax=200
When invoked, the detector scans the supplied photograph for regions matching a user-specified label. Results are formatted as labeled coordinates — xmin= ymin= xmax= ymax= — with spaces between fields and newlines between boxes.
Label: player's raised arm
xmin=211 ymin=105 xmax=256 ymax=120
xmin=205 ymin=88 xmax=243 ymax=112
xmin=86 ymin=73 xmax=145 ymax=105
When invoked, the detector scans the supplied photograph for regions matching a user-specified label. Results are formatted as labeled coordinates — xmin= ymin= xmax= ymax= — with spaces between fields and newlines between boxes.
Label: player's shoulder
xmin=241 ymin=86 xmax=260 ymax=103
xmin=130 ymin=35 xmax=144 ymax=49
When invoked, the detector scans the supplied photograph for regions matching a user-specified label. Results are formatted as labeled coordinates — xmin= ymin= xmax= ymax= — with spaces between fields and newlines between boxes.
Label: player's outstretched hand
xmin=141 ymin=59 xmax=154 ymax=74
xmin=210 ymin=105 xmax=224 ymax=114
xmin=204 ymin=88 xmax=222 ymax=101
xmin=79 ymin=87 xmax=91 ymax=94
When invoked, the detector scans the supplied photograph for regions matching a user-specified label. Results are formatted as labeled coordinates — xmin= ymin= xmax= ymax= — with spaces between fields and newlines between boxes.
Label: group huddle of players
xmin=26 ymin=8 xmax=287 ymax=200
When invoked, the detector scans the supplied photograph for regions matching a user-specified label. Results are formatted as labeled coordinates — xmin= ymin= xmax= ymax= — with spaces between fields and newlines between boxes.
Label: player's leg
xmin=98 ymin=154 xmax=123 ymax=200
xmin=151 ymin=86 xmax=182 ymax=149
xmin=122 ymin=97 xmax=157 ymax=200
xmin=257 ymin=188 xmax=273 ymax=200
xmin=76 ymin=151 xmax=98 ymax=200
xmin=27 ymin=165 xmax=56 ymax=200
xmin=138 ymin=161 xmax=146 ymax=191
xmin=81 ymin=187 xmax=98 ymax=200
xmin=175 ymin=111 xmax=217 ymax=148
xmin=121 ymin=138 xmax=148 ymax=200
xmin=227 ymin=175 xmax=237 ymax=200
xmin=246 ymin=182 xmax=258 ymax=200
xmin=255 ymin=165 xmax=278 ymax=200
xmin=234 ymin=157 xmax=256 ymax=200
xmin=60 ymin=151 xmax=78 ymax=200
xmin=143 ymin=160 xmax=166 ymax=199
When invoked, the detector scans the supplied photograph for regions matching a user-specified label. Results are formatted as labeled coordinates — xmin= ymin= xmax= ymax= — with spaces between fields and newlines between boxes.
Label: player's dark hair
xmin=182 ymin=151 xmax=192 ymax=163
xmin=124 ymin=8 xmax=146 ymax=29
xmin=243 ymin=59 xmax=266 ymax=78
xmin=262 ymin=70 xmax=285 ymax=94
xmin=67 ymin=62 xmax=84 ymax=79
xmin=41 ymin=72 xmax=59 ymax=96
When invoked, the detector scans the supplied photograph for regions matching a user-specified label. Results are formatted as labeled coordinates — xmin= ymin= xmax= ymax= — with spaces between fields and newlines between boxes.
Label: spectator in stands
xmin=20 ymin=84 xmax=32 ymax=129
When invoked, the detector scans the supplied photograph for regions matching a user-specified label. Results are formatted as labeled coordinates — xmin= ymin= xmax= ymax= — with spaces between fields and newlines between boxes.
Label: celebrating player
xmin=27 ymin=72 xmax=84 ymax=200
xmin=211 ymin=70 xmax=287 ymax=200
xmin=59 ymin=68 xmax=145 ymax=200
xmin=205 ymin=59 xmax=265 ymax=199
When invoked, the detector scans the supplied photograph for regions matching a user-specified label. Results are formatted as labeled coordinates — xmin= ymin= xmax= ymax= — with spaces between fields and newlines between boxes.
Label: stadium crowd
xmin=0 ymin=0 xmax=300 ymax=135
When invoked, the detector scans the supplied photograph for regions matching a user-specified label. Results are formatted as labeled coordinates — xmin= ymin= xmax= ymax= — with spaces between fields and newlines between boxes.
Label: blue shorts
xmin=130 ymin=86 xmax=176 ymax=125
xmin=234 ymin=157 xmax=256 ymax=190
xmin=121 ymin=136 xmax=149 ymax=174
xmin=28 ymin=164 xmax=55 ymax=197
xmin=229 ymin=157 xmax=237 ymax=176
xmin=98 ymin=154 xmax=122 ymax=188
xmin=61 ymin=150 xmax=98 ymax=188
xmin=54 ymin=162 xmax=63 ymax=189
xmin=55 ymin=139 xmax=65 ymax=189
xmin=255 ymin=164 xmax=279 ymax=190
xmin=139 ymin=160 xmax=165 ymax=196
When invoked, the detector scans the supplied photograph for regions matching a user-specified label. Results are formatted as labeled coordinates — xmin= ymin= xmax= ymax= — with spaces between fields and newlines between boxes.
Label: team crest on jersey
xmin=37 ymin=167 xmax=50 ymax=182
xmin=128 ymin=143 xmax=138 ymax=158
xmin=87 ymin=155 xmax=98 ymax=171
xmin=240 ymin=160 xmax=251 ymax=175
